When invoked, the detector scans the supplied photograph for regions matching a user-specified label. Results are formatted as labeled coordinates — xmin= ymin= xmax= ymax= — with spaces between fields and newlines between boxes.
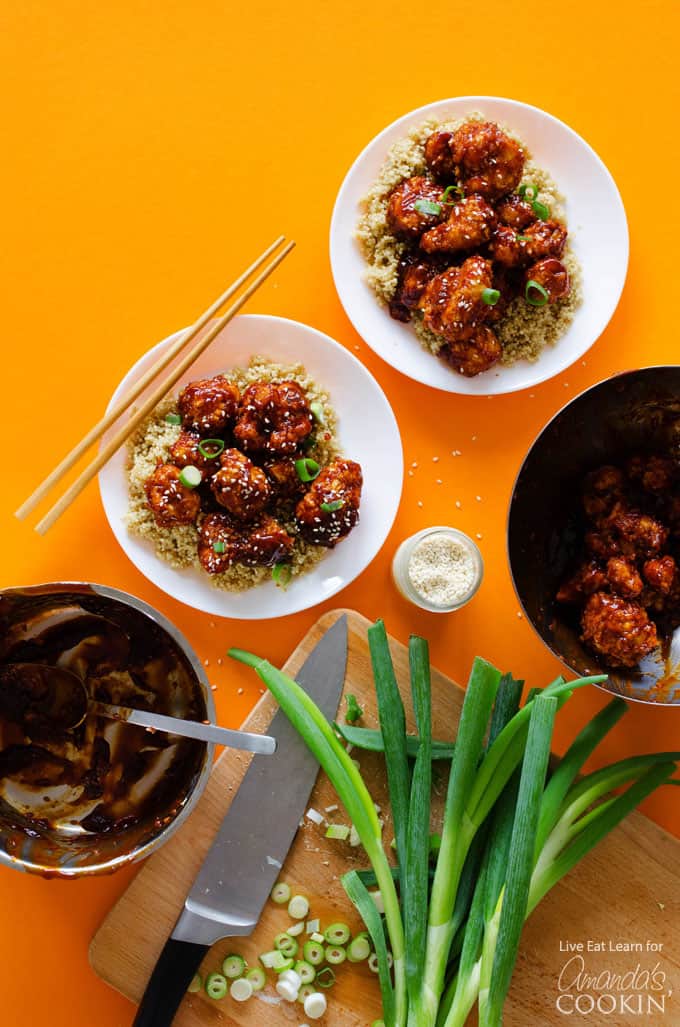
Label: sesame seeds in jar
xmin=392 ymin=526 xmax=483 ymax=612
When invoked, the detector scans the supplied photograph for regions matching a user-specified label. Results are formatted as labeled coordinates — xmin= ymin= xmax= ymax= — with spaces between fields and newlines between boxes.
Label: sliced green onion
xmin=274 ymin=957 xmax=295 ymax=974
xmin=288 ymin=894 xmax=310 ymax=920
xmin=481 ymin=288 xmax=500 ymax=306
xmin=272 ymin=563 xmax=292 ymax=589
xmin=187 ymin=973 xmax=202 ymax=994
xmin=414 ymin=198 xmax=442 ymax=216
xmin=165 ymin=412 xmax=182 ymax=425
xmin=310 ymin=932 xmax=325 ymax=945
xmin=222 ymin=954 xmax=246 ymax=978
xmin=305 ymin=918 xmax=320 ymax=935
xmin=230 ymin=978 xmax=253 ymax=1002
xmin=295 ymin=457 xmax=320 ymax=483
xmin=321 ymin=499 xmax=345 ymax=513
xmin=325 ymin=823 xmax=350 ymax=841
xmin=197 ymin=438 xmax=225 ymax=460
xmin=518 ymin=183 xmax=538 ymax=201
xmin=245 ymin=967 xmax=266 ymax=991
xmin=178 ymin=465 xmax=202 ymax=488
xmin=205 ymin=972 xmax=228 ymax=1000
xmin=515 ymin=234 xmax=530 ymax=242
xmin=314 ymin=967 xmax=337 ymax=989
xmin=525 ymin=279 xmax=550 ymax=307
xmin=304 ymin=991 xmax=329 ymax=1017
xmin=345 ymin=693 xmax=363 ymax=723
xmin=441 ymin=184 xmax=465 ymax=204
xmin=275 ymin=933 xmax=299 ymax=958
xmin=287 ymin=921 xmax=305 ymax=937
xmin=298 ymin=983 xmax=316 ymax=1003
xmin=270 ymin=881 xmax=291 ymax=904
xmin=325 ymin=922 xmax=351 ymax=946
xmin=213 ymin=541 xmax=226 ymax=554
xmin=294 ymin=960 xmax=316 ymax=985
xmin=325 ymin=944 xmax=347 ymax=965
xmin=260 ymin=949 xmax=288 ymax=970
xmin=310 ymin=401 xmax=325 ymax=425
xmin=347 ymin=933 xmax=372 ymax=962
xmin=276 ymin=976 xmax=299 ymax=1002
xmin=343 ymin=870 xmax=396 ymax=1025
xmin=334 ymin=722 xmax=455 ymax=760
xmin=303 ymin=940 xmax=325 ymax=966
xmin=531 ymin=199 xmax=550 ymax=220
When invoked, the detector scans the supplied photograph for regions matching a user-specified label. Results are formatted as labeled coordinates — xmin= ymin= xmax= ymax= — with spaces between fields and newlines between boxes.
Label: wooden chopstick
xmin=32 ymin=239 xmax=295 ymax=535
xmin=15 ymin=235 xmax=287 ymax=521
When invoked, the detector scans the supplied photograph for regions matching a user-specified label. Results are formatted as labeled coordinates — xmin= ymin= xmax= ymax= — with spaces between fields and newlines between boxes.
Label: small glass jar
xmin=391 ymin=526 xmax=484 ymax=613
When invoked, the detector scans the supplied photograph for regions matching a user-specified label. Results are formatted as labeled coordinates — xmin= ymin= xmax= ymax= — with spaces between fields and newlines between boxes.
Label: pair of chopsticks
xmin=16 ymin=236 xmax=295 ymax=535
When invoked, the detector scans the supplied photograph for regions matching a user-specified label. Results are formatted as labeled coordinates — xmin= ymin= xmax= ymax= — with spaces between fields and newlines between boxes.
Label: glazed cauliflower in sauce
xmin=178 ymin=375 xmax=240 ymax=434
xmin=144 ymin=464 xmax=201 ymax=528
xmin=234 ymin=381 xmax=313 ymax=455
xmin=296 ymin=459 xmax=363 ymax=547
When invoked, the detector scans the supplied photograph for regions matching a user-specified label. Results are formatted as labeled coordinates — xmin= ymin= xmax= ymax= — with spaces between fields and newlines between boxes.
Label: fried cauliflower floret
xmin=423 ymin=130 xmax=457 ymax=180
xmin=263 ymin=456 xmax=307 ymax=501
xmin=295 ymin=459 xmax=362 ymax=547
xmin=556 ymin=560 xmax=608 ymax=603
xmin=210 ymin=448 xmax=271 ymax=520
xmin=177 ymin=375 xmax=240 ymax=434
xmin=144 ymin=463 xmax=201 ymax=528
xmin=389 ymin=255 xmax=444 ymax=322
xmin=449 ymin=121 xmax=525 ymax=200
xmin=582 ymin=466 xmax=627 ymax=521
xmin=420 ymin=194 xmax=496 ymax=254
xmin=612 ymin=510 xmax=668 ymax=559
xmin=488 ymin=224 xmax=526 ymax=268
xmin=197 ymin=512 xmax=293 ymax=574
xmin=580 ymin=592 xmax=658 ymax=668
xmin=626 ymin=454 xmax=677 ymax=494
xmin=440 ymin=325 xmax=502 ymax=378
xmin=525 ymin=258 xmax=571 ymax=303
xmin=606 ymin=556 xmax=644 ymax=598
xmin=233 ymin=381 xmax=313 ymax=456
xmin=495 ymin=194 xmax=536 ymax=229
xmin=169 ymin=430 xmax=222 ymax=471
xmin=386 ymin=175 xmax=446 ymax=240
xmin=419 ymin=255 xmax=494 ymax=344
xmin=643 ymin=555 xmax=677 ymax=595
xmin=522 ymin=219 xmax=568 ymax=261
xmin=585 ymin=527 xmax=621 ymax=561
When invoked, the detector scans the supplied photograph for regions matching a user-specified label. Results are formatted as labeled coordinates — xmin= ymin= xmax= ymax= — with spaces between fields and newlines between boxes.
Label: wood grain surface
xmin=90 ymin=610 xmax=680 ymax=1026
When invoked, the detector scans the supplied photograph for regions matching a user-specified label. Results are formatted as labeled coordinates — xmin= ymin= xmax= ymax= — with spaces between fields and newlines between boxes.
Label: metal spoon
xmin=0 ymin=663 xmax=275 ymax=755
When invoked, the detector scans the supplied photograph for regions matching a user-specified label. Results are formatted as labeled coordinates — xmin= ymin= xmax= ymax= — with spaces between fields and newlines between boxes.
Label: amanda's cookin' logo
xmin=556 ymin=945 xmax=672 ymax=1018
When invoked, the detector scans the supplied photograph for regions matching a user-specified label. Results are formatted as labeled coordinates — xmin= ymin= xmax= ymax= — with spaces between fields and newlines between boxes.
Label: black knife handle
xmin=132 ymin=938 xmax=208 ymax=1027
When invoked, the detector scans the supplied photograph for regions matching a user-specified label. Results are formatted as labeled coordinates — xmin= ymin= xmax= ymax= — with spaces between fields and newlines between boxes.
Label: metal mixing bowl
xmin=0 ymin=583 xmax=215 ymax=876
xmin=508 ymin=367 xmax=680 ymax=706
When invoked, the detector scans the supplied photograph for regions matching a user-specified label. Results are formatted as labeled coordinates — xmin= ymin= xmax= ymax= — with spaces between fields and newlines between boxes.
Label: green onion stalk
xmin=229 ymin=648 xmax=408 ymax=1027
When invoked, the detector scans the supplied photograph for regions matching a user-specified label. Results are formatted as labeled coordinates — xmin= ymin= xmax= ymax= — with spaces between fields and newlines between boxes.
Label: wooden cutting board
xmin=90 ymin=609 xmax=680 ymax=1026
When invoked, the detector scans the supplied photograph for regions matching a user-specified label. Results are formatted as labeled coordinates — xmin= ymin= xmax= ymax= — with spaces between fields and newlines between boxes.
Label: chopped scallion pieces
xmin=304 ymin=990 xmax=328 ymax=1018
xmin=295 ymin=457 xmax=320 ymax=482
xmin=275 ymin=932 xmax=299 ymax=958
xmin=325 ymin=944 xmax=347 ymax=965
xmin=222 ymin=954 xmax=246 ymax=979
xmin=310 ymin=932 xmax=325 ymax=944
xmin=245 ymin=967 xmax=266 ymax=991
xmin=516 ymin=234 xmax=530 ymax=242
xmin=347 ymin=933 xmax=372 ymax=962
xmin=325 ymin=922 xmax=351 ymax=945
xmin=303 ymin=940 xmax=325 ymax=966
xmin=178 ymin=465 xmax=202 ymax=488
xmin=287 ymin=921 xmax=305 ymax=937
xmin=213 ymin=541 xmax=226 ymax=554
xmin=205 ymin=972 xmax=228 ymax=1000
xmin=310 ymin=401 xmax=325 ymax=425
xmin=197 ymin=438 xmax=225 ymax=460
xmin=294 ymin=960 xmax=316 ymax=985
xmin=325 ymin=823 xmax=350 ymax=841
xmin=230 ymin=978 xmax=253 ymax=1002
xmin=525 ymin=279 xmax=550 ymax=307
xmin=275 ymin=977 xmax=299 ymax=1002
xmin=187 ymin=973 xmax=202 ymax=994
xmin=414 ymin=198 xmax=443 ymax=216
xmin=165 ymin=413 xmax=182 ymax=425
xmin=481 ymin=288 xmax=500 ymax=306
xmin=298 ymin=983 xmax=316 ymax=1003
xmin=441 ymin=184 xmax=465 ymax=204
xmin=270 ymin=881 xmax=291 ymax=904
xmin=272 ymin=563 xmax=292 ymax=589
xmin=518 ymin=183 xmax=538 ymax=201
xmin=321 ymin=499 xmax=345 ymax=513
xmin=260 ymin=949 xmax=288 ymax=970
xmin=531 ymin=199 xmax=550 ymax=220
xmin=314 ymin=968 xmax=336 ymax=989
xmin=288 ymin=894 xmax=310 ymax=920
xmin=305 ymin=918 xmax=320 ymax=935
xmin=345 ymin=693 xmax=363 ymax=723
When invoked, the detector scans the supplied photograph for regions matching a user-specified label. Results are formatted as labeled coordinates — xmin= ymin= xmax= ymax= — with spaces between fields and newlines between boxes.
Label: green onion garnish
xmin=532 ymin=199 xmax=550 ymax=220
xmin=516 ymin=234 xmax=530 ymax=242
xmin=414 ymin=198 xmax=442 ymax=216
xmin=525 ymin=279 xmax=550 ymax=307
xmin=295 ymin=457 xmax=320 ymax=482
xmin=345 ymin=693 xmax=363 ymax=723
xmin=518 ymin=183 xmax=538 ymax=201
xmin=481 ymin=288 xmax=500 ymax=306
xmin=213 ymin=541 xmax=226 ymax=554
xmin=198 ymin=438 xmax=225 ymax=459
xmin=272 ymin=563 xmax=292 ymax=589
xmin=441 ymin=185 xmax=465 ymax=204
xmin=178 ymin=465 xmax=202 ymax=488
xmin=321 ymin=499 xmax=344 ymax=513
xmin=204 ymin=973 xmax=228 ymax=1000
xmin=165 ymin=412 xmax=182 ymax=425
xmin=315 ymin=967 xmax=337 ymax=988
xmin=310 ymin=401 xmax=325 ymax=425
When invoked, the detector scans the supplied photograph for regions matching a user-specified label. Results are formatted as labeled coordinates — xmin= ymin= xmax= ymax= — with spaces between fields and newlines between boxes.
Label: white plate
xmin=330 ymin=96 xmax=629 ymax=395
xmin=99 ymin=315 xmax=403 ymax=619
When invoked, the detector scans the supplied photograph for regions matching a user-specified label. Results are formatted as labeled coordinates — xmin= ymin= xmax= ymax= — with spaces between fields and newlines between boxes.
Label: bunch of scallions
xmin=230 ymin=620 xmax=679 ymax=1027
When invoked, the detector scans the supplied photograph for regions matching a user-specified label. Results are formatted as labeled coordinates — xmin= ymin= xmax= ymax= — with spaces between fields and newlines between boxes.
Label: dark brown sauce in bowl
xmin=0 ymin=584 xmax=212 ymax=876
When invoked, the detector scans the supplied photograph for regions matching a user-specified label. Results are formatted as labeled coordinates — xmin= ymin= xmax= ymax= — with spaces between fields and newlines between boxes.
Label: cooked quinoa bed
xmin=356 ymin=114 xmax=582 ymax=366
xmin=126 ymin=357 xmax=341 ymax=592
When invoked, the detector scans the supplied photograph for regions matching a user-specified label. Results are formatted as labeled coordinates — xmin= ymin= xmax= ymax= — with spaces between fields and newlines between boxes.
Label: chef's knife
xmin=132 ymin=613 xmax=348 ymax=1026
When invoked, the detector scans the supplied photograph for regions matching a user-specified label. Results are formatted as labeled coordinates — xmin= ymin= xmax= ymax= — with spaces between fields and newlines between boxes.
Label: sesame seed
xmin=408 ymin=470 xmax=414 ymax=477
xmin=475 ymin=496 xmax=481 ymax=502
xmin=210 ymin=684 xmax=218 ymax=691
xmin=412 ymin=461 xmax=418 ymax=468
xmin=436 ymin=479 xmax=442 ymax=485
xmin=417 ymin=501 xmax=423 ymax=508
xmin=204 ymin=659 xmax=209 ymax=667
xmin=455 ymin=501 xmax=462 ymax=509
xmin=517 ymin=611 xmax=523 ymax=618
xmin=476 ymin=533 xmax=482 ymax=539
xmin=237 ymin=687 xmax=244 ymax=695
xmin=432 ymin=456 xmax=440 ymax=463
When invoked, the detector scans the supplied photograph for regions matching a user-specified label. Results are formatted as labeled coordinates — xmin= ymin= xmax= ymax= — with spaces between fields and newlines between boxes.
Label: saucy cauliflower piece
xmin=295 ymin=459 xmax=362 ymax=547
xmin=144 ymin=463 xmax=201 ymax=528
xmin=234 ymin=381 xmax=313 ymax=456
xmin=178 ymin=375 xmax=240 ymax=434
xmin=580 ymin=592 xmax=658 ymax=668
xmin=210 ymin=448 xmax=271 ymax=520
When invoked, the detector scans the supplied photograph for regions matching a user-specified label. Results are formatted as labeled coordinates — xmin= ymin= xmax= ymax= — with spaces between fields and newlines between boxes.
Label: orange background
xmin=1 ymin=3 xmax=679 ymax=1024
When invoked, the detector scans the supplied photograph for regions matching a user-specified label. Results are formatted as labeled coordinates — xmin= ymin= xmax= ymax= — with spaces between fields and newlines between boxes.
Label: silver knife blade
xmin=90 ymin=703 xmax=276 ymax=755
xmin=172 ymin=614 xmax=348 ymax=946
